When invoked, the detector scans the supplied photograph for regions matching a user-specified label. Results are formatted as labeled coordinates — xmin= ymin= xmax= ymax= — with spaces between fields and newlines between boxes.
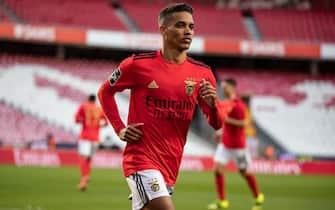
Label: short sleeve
xmin=233 ymin=103 xmax=246 ymax=120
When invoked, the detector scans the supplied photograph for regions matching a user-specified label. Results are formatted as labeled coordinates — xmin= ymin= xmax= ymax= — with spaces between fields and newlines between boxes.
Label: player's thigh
xmin=214 ymin=161 xmax=226 ymax=174
xmin=214 ymin=144 xmax=230 ymax=166
xmin=78 ymin=140 xmax=91 ymax=157
xmin=91 ymin=142 xmax=99 ymax=155
xmin=232 ymin=149 xmax=251 ymax=170
xmin=145 ymin=196 xmax=174 ymax=210
xmin=78 ymin=140 xmax=96 ymax=157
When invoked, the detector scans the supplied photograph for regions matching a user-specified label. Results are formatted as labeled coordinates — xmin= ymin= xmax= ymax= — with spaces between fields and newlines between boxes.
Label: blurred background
xmin=1 ymin=0 xmax=334 ymax=160
xmin=0 ymin=1 xmax=334 ymax=209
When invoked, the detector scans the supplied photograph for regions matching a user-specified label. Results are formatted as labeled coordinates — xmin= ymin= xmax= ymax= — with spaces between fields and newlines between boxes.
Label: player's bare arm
xmin=119 ymin=123 xmax=144 ymax=143
xmin=225 ymin=116 xmax=248 ymax=127
xmin=75 ymin=107 xmax=83 ymax=123
xmin=200 ymin=79 xmax=217 ymax=108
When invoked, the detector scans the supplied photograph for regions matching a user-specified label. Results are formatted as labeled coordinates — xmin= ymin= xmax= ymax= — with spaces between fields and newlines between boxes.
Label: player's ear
xmin=159 ymin=24 xmax=166 ymax=35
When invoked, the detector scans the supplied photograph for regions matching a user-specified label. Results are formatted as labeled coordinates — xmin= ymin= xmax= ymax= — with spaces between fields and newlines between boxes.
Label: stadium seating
xmin=121 ymin=2 xmax=249 ymax=39
xmin=219 ymin=69 xmax=335 ymax=157
xmin=0 ymin=55 xmax=121 ymax=147
xmin=1 ymin=53 xmax=334 ymax=156
xmin=253 ymin=9 xmax=335 ymax=42
xmin=0 ymin=102 xmax=76 ymax=146
xmin=0 ymin=54 xmax=216 ymax=155
xmin=0 ymin=9 xmax=9 ymax=21
xmin=0 ymin=54 xmax=114 ymax=81
xmin=2 ymin=0 xmax=128 ymax=31
xmin=1 ymin=0 xmax=334 ymax=43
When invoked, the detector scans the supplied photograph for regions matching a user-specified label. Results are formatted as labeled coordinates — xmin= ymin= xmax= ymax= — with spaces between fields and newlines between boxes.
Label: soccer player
xmin=75 ymin=94 xmax=107 ymax=191
xmin=208 ymin=78 xmax=264 ymax=210
xmin=98 ymin=3 xmax=223 ymax=210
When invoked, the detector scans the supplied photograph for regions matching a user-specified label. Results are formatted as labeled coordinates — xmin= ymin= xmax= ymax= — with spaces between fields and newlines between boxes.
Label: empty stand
xmin=218 ymin=69 xmax=335 ymax=104
xmin=0 ymin=54 xmax=131 ymax=149
xmin=35 ymin=75 xmax=87 ymax=103
xmin=0 ymin=102 xmax=76 ymax=146
xmin=122 ymin=2 xmax=249 ymax=39
xmin=0 ymin=54 xmax=216 ymax=155
xmin=219 ymin=68 xmax=335 ymax=157
xmin=254 ymin=9 xmax=335 ymax=42
xmin=0 ymin=8 xmax=9 ymax=21
xmin=0 ymin=54 xmax=115 ymax=81
xmin=2 ymin=0 xmax=128 ymax=30
xmin=1 ymin=54 xmax=334 ymax=156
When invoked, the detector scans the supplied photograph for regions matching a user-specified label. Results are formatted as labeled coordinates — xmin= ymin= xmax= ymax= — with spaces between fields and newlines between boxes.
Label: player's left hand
xmin=200 ymin=79 xmax=216 ymax=108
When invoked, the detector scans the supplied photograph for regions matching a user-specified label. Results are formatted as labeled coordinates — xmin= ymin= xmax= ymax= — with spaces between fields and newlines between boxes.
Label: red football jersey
xmin=75 ymin=102 xmax=105 ymax=142
xmin=222 ymin=98 xmax=247 ymax=149
xmin=217 ymin=100 xmax=234 ymax=120
xmin=98 ymin=51 xmax=222 ymax=186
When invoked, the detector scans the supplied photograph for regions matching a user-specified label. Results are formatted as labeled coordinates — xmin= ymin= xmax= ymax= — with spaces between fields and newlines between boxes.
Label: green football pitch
xmin=0 ymin=165 xmax=334 ymax=210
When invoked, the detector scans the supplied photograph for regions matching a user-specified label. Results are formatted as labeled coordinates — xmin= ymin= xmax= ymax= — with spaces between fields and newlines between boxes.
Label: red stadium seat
xmin=254 ymin=9 xmax=335 ymax=42
xmin=0 ymin=102 xmax=76 ymax=145
xmin=121 ymin=2 xmax=249 ymax=39
xmin=0 ymin=54 xmax=118 ymax=145
xmin=0 ymin=8 xmax=10 ymax=21
xmin=2 ymin=0 xmax=128 ymax=31
xmin=218 ymin=69 xmax=335 ymax=104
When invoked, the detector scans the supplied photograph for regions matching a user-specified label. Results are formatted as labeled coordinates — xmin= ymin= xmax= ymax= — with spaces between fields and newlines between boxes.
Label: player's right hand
xmin=118 ymin=123 xmax=144 ymax=143
xmin=212 ymin=129 xmax=223 ymax=142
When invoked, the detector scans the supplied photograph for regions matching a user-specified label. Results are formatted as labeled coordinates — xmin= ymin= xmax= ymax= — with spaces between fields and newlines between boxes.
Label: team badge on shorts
xmin=109 ymin=68 xmax=121 ymax=85
xmin=148 ymin=179 xmax=160 ymax=192
xmin=184 ymin=78 xmax=197 ymax=96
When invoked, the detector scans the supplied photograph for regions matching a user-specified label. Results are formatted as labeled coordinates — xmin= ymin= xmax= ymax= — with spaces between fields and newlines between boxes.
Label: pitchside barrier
xmin=0 ymin=148 xmax=334 ymax=175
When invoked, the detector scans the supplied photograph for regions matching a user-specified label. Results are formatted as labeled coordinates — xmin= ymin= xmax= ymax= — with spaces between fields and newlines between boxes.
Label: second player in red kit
xmin=208 ymin=78 xmax=264 ymax=210
xmin=98 ymin=3 xmax=222 ymax=210
xmin=75 ymin=94 xmax=107 ymax=191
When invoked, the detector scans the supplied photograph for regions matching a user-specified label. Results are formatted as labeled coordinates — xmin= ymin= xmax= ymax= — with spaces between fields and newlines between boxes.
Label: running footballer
xmin=98 ymin=3 xmax=223 ymax=210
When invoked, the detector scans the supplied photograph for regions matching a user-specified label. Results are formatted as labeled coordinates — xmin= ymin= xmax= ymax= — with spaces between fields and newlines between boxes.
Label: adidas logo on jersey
xmin=148 ymin=80 xmax=159 ymax=89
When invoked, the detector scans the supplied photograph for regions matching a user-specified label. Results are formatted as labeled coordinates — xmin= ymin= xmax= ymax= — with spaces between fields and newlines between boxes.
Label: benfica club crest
xmin=184 ymin=78 xmax=197 ymax=96
xmin=149 ymin=179 xmax=160 ymax=192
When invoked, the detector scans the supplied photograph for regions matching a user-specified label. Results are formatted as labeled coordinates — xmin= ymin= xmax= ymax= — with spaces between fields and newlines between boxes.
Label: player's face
xmin=221 ymin=81 xmax=232 ymax=98
xmin=161 ymin=12 xmax=194 ymax=51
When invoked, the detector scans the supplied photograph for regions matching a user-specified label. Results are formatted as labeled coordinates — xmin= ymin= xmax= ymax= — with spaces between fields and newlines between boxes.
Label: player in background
xmin=75 ymin=94 xmax=107 ymax=191
xmin=46 ymin=133 xmax=56 ymax=150
xmin=98 ymin=3 xmax=223 ymax=210
xmin=208 ymin=78 xmax=264 ymax=210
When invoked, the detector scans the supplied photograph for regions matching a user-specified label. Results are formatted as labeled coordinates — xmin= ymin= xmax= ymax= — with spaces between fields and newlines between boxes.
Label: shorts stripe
xmin=134 ymin=173 xmax=147 ymax=205
xmin=138 ymin=174 xmax=147 ymax=202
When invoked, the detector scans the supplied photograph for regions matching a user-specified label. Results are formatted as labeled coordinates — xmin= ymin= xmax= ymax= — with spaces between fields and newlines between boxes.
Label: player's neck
xmin=161 ymin=48 xmax=187 ymax=64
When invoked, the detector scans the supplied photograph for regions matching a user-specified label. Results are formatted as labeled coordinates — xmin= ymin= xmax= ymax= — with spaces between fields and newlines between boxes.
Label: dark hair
xmin=88 ymin=94 xmax=96 ymax=102
xmin=224 ymin=78 xmax=237 ymax=87
xmin=46 ymin=133 xmax=53 ymax=140
xmin=159 ymin=3 xmax=193 ymax=25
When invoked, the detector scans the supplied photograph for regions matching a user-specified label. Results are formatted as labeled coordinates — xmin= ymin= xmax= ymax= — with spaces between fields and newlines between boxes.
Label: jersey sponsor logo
xmin=146 ymin=96 xmax=193 ymax=110
xmin=148 ymin=80 xmax=159 ymax=89
xmin=184 ymin=78 xmax=197 ymax=96
xmin=148 ymin=178 xmax=160 ymax=192
xmin=109 ymin=68 xmax=121 ymax=85
xmin=146 ymin=96 xmax=194 ymax=120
